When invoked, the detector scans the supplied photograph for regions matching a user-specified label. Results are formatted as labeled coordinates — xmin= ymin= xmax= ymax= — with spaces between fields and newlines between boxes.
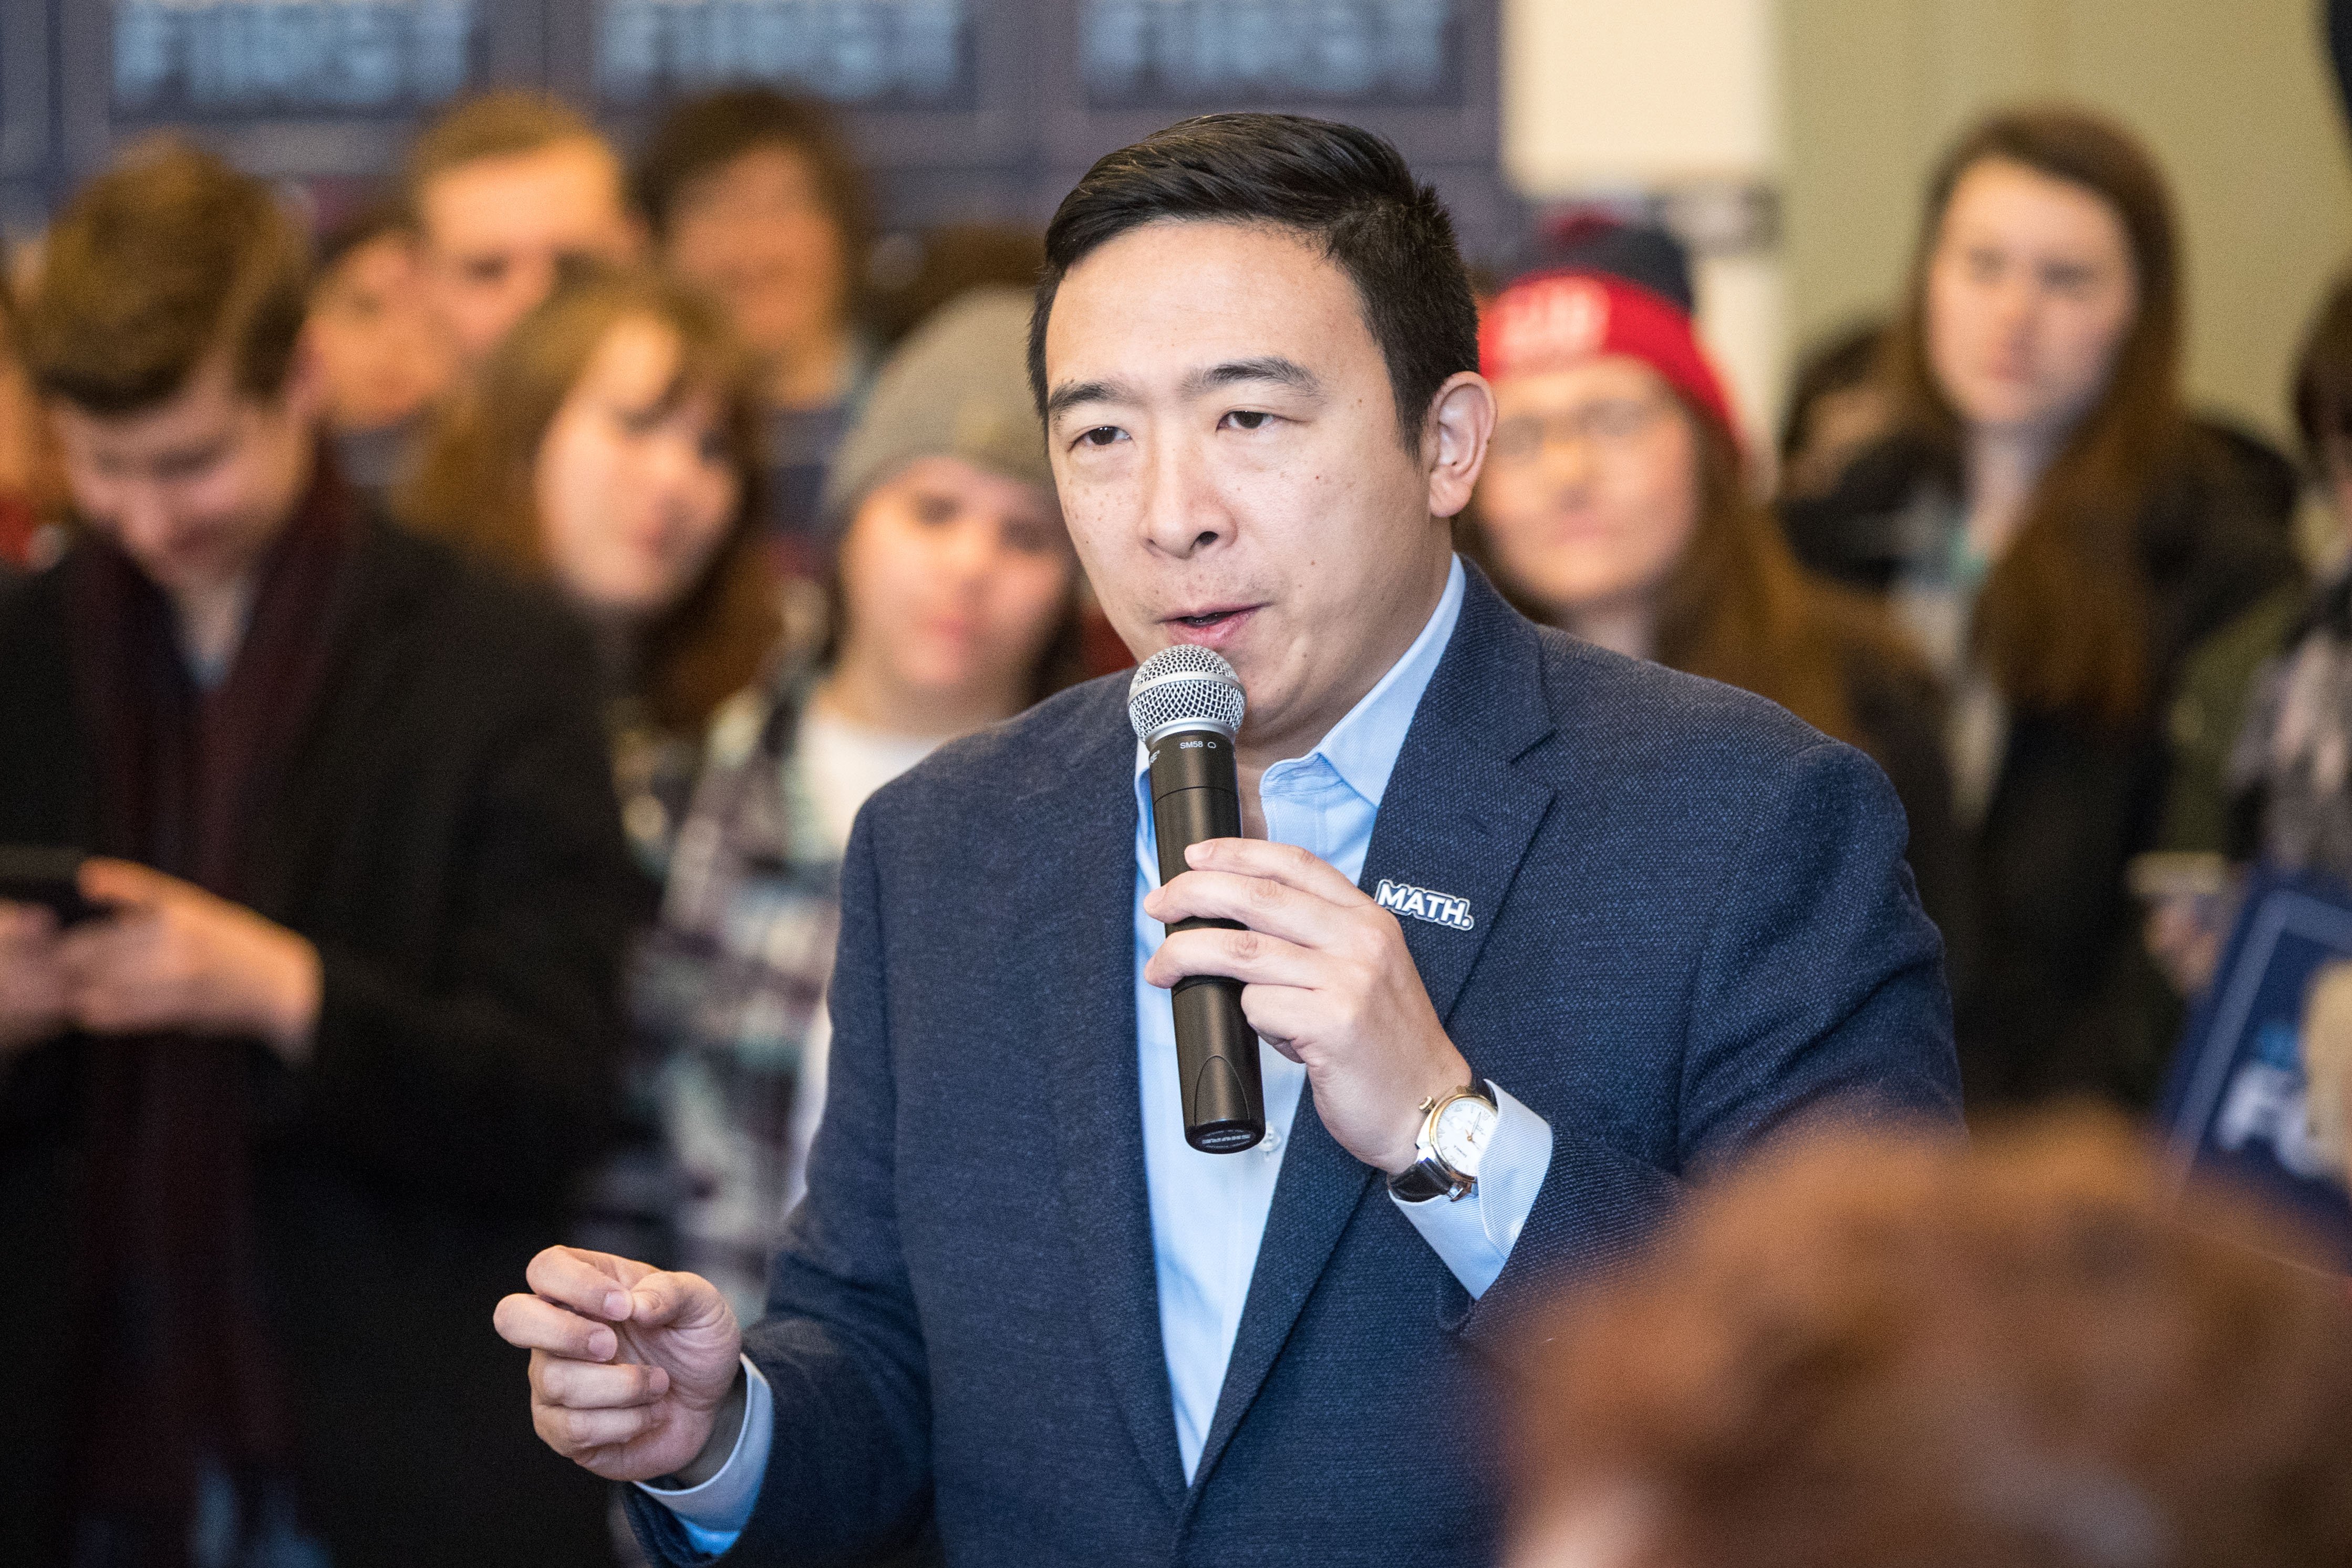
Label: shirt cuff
xmin=637 ymin=1356 xmax=773 ymax=1552
xmin=1388 ymin=1082 xmax=1552 ymax=1299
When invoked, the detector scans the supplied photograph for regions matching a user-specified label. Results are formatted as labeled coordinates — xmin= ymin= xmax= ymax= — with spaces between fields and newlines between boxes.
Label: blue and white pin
xmin=1373 ymin=878 xmax=1475 ymax=932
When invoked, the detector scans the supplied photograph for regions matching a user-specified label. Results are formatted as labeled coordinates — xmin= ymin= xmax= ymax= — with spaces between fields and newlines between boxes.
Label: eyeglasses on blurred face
xmin=1487 ymin=393 xmax=1674 ymax=467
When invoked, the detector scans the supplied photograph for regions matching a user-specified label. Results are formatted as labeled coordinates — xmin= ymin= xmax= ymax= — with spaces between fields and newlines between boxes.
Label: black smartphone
xmin=0 ymin=846 xmax=108 ymax=926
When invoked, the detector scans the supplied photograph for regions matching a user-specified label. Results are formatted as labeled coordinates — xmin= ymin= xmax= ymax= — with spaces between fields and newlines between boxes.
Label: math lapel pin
xmin=1373 ymin=879 xmax=1475 ymax=932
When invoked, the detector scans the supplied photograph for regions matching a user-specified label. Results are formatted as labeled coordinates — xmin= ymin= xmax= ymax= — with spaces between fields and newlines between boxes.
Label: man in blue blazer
xmin=496 ymin=113 xmax=1960 ymax=1565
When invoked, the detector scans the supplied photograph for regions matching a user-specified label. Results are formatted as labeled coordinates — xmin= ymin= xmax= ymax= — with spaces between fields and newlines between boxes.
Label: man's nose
xmin=1138 ymin=434 xmax=1231 ymax=559
xmin=112 ymin=483 xmax=180 ymax=555
xmin=511 ymin=252 xmax=562 ymax=317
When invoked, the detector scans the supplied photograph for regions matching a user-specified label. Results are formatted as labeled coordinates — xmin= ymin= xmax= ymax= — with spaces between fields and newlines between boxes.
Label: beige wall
xmin=1781 ymin=0 xmax=2352 ymax=444
xmin=1501 ymin=0 xmax=1786 ymax=451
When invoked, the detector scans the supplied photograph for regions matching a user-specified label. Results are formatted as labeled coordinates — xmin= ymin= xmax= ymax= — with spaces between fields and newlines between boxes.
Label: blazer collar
xmin=1187 ymin=564 xmax=1559 ymax=1494
xmin=1033 ymin=682 xmax=1193 ymax=1507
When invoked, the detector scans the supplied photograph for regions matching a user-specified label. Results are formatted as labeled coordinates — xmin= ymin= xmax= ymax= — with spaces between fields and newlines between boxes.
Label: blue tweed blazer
xmin=629 ymin=566 xmax=1961 ymax=1566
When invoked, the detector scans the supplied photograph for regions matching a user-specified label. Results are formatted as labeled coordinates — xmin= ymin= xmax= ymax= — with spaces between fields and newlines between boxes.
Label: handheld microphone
xmin=1128 ymin=645 xmax=1266 ymax=1154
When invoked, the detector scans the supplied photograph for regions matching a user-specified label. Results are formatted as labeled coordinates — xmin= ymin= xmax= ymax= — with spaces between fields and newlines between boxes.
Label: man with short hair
xmin=498 ymin=114 xmax=1960 ymax=1567
xmin=635 ymin=88 xmax=873 ymax=569
xmin=0 ymin=142 xmax=644 ymax=1565
xmin=405 ymin=89 xmax=644 ymax=369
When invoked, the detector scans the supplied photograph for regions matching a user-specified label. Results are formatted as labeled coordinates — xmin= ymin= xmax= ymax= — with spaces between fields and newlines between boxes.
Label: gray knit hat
xmin=820 ymin=285 xmax=1053 ymax=527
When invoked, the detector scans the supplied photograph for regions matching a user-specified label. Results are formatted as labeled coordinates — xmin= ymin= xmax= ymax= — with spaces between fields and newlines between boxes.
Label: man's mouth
xmin=1160 ymin=604 xmax=1262 ymax=649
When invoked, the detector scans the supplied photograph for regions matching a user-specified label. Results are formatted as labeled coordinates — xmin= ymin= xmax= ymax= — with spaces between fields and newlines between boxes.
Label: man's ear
xmin=1422 ymin=370 xmax=1495 ymax=521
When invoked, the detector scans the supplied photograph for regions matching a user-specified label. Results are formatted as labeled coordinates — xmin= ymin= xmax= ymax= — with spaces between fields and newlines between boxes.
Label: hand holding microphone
xmin=1129 ymin=646 xmax=1267 ymax=1152
xmin=1131 ymin=647 xmax=1473 ymax=1172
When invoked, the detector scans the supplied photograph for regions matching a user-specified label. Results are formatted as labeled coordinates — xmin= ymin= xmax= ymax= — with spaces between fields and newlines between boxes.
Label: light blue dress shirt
xmin=647 ymin=555 xmax=1554 ymax=1549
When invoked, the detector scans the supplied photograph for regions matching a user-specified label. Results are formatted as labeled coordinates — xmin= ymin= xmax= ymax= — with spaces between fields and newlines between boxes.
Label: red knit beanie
xmin=1478 ymin=269 xmax=1740 ymax=444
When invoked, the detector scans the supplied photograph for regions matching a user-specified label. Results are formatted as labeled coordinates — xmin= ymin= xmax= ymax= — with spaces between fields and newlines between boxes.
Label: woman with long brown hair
xmin=1781 ymin=106 xmax=2297 ymax=1110
xmin=400 ymin=264 xmax=781 ymax=869
xmin=1468 ymin=261 xmax=1963 ymax=948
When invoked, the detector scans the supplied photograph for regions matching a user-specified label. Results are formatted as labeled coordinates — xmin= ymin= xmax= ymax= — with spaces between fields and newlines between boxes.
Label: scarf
xmin=61 ymin=455 xmax=355 ymax=1566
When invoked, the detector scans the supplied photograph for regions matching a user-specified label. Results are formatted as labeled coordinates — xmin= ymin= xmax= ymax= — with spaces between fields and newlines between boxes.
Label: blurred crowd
xmin=1 ymin=72 xmax=2350 ymax=1568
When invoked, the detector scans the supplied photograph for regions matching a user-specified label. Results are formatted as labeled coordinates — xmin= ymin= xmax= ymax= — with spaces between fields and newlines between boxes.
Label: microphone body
xmin=1129 ymin=647 xmax=1266 ymax=1154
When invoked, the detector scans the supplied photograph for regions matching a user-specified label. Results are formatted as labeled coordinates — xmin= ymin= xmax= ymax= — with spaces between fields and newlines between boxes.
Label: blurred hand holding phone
xmin=0 ymin=846 xmax=112 ymax=927
xmin=0 ymin=846 xmax=94 ymax=1053
xmin=0 ymin=847 xmax=320 ymax=1059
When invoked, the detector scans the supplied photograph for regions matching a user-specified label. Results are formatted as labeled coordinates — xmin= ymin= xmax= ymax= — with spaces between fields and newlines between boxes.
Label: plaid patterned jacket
xmin=624 ymin=666 xmax=842 ymax=1321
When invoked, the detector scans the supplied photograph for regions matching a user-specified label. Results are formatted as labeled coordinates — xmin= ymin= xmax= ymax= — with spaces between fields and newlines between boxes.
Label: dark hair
xmin=635 ymin=88 xmax=871 ymax=279
xmin=1777 ymin=316 xmax=1887 ymax=467
xmin=2294 ymin=270 xmax=2352 ymax=476
xmin=398 ymin=265 xmax=777 ymax=734
xmin=1888 ymin=105 xmax=2183 ymax=732
xmin=868 ymin=223 xmax=1047 ymax=347
xmin=315 ymin=194 xmax=416 ymax=282
xmin=1029 ymin=113 xmax=1479 ymax=452
xmin=26 ymin=140 xmax=310 ymax=414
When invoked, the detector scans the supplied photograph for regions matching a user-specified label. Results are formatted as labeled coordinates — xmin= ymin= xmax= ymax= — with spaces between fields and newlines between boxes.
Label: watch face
xmin=1432 ymin=1096 xmax=1497 ymax=1177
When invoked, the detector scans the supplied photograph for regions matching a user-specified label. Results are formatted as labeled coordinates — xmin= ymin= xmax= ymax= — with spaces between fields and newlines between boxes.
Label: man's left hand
xmin=57 ymin=858 xmax=323 ymax=1062
xmin=1144 ymin=837 xmax=1469 ymax=1175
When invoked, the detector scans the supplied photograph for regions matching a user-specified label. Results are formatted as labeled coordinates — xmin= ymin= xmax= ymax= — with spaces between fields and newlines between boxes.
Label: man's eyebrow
xmin=1044 ymin=378 xmax=1132 ymax=419
xmin=1184 ymin=357 xmax=1321 ymax=399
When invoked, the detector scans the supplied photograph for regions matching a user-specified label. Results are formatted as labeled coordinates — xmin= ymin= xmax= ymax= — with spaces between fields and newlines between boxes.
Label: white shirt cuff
xmin=1388 ymin=1082 xmax=1552 ymax=1299
xmin=637 ymin=1355 xmax=773 ymax=1551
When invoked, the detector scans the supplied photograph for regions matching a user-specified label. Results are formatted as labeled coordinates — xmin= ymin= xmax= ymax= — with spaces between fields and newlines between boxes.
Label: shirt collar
xmin=1130 ymin=553 xmax=1466 ymax=811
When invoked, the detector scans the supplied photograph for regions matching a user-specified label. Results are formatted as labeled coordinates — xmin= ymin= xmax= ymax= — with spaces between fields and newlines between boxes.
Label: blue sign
xmin=598 ymin=0 xmax=969 ymax=105
xmin=113 ymin=0 xmax=478 ymax=113
xmin=2160 ymin=867 xmax=2352 ymax=1265
xmin=1082 ymin=0 xmax=1456 ymax=106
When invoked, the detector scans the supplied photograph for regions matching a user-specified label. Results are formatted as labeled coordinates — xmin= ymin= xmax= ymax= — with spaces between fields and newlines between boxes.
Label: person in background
xmin=0 ymin=143 xmax=641 ymax=1566
xmin=1467 ymin=264 xmax=1963 ymax=954
xmin=865 ymin=222 xmax=1047 ymax=349
xmin=1509 ymin=1109 xmax=2352 ymax=1568
xmin=398 ymin=266 xmax=780 ymax=874
xmin=636 ymin=89 xmax=872 ymax=577
xmin=405 ymin=90 xmax=645 ymax=375
xmin=2141 ymin=272 xmax=2352 ymax=1003
xmin=634 ymin=286 xmax=1084 ymax=1323
xmin=303 ymin=199 xmax=455 ymax=501
xmin=1776 ymin=317 xmax=1893 ymax=503
xmin=1781 ymin=105 xmax=2298 ymax=1110
xmin=0 ymin=237 xmax=64 ymax=571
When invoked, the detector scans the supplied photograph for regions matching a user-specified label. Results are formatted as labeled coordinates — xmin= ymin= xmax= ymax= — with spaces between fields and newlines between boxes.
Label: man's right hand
xmin=494 ymin=1247 xmax=745 ymax=1483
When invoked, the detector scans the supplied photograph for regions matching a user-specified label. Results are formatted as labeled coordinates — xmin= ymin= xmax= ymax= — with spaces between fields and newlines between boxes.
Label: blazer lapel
xmin=1364 ymin=570 xmax=1558 ymax=1022
xmin=1033 ymin=695 xmax=1190 ymax=1507
xmin=1186 ymin=568 xmax=1558 ymax=1492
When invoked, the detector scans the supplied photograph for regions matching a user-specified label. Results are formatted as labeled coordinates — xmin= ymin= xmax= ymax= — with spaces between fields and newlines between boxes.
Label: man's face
xmin=305 ymin=231 xmax=455 ymax=432
xmin=417 ymin=138 xmax=642 ymax=367
xmin=49 ymin=356 xmax=317 ymax=602
xmin=663 ymin=142 xmax=848 ymax=372
xmin=1044 ymin=220 xmax=1471 ymax=761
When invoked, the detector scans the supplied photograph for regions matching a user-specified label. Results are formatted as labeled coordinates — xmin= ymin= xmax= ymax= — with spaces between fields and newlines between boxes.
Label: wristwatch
xmin=1386 ymin=1082 xmax=1499 ymax=1202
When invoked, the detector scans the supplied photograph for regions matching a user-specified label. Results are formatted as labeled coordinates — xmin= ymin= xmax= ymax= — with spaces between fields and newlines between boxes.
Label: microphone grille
xmin=1127 ymin=644 xmax=1246 ymax=740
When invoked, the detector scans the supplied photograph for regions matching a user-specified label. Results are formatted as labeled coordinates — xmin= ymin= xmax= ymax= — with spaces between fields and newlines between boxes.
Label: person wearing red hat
xmin=1466 ymin=266 xmax=1965 ymax=949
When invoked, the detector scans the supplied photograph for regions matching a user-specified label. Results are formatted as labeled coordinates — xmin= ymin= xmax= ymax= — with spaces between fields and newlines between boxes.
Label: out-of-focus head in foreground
xmin=1514 ymin=1110 xmax=2352 ymax=1568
